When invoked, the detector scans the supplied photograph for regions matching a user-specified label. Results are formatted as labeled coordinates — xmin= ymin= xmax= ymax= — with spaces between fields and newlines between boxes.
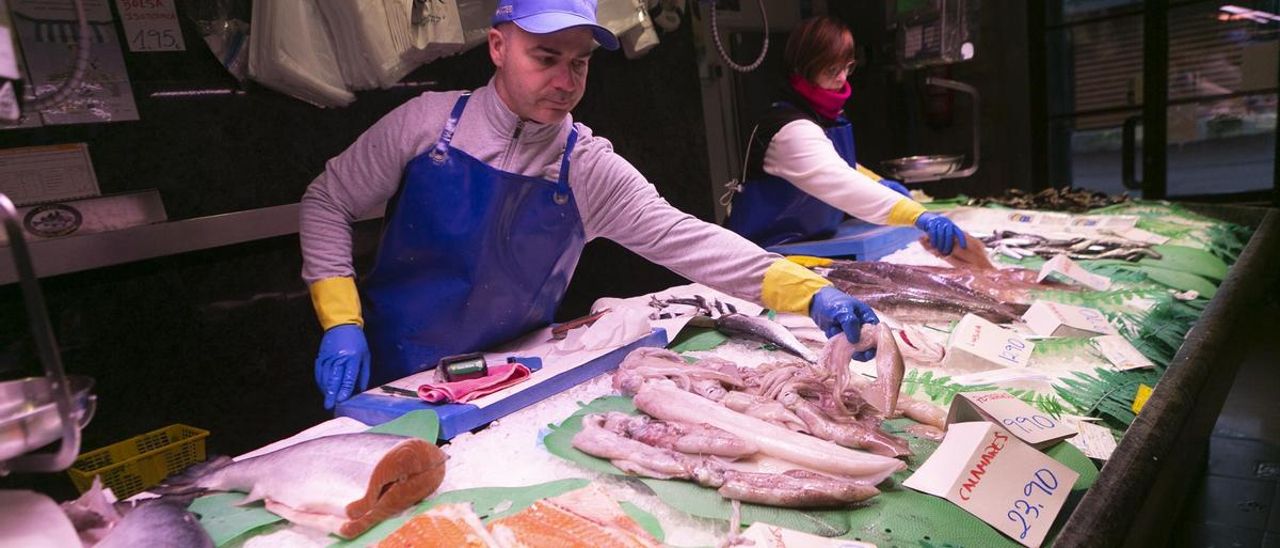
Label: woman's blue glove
xmin=879 ymin=179 xmax=910 ymax=197
xmin=915 ymin=212 xmax=966 ymax=256
xmin=809 ymin=286 xmax=880 ymax=361
xmin=314 ymin=324 xmax=371 ymax=410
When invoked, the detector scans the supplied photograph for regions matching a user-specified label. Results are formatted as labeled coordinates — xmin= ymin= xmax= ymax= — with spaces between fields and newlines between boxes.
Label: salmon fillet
xmin=487 ymin=500 xmax=657 ymax=548
xmin=377 ymin=503 xmax=499 ymax=548
xmin=541 ymin=485 xmax=659 ymax=544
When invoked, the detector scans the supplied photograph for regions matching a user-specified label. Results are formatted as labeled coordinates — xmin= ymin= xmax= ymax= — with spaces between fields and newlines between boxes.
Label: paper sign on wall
xmin=903 ymin=422 xmax=1080 ymax=548
xmin=1037 ymin=254 xmax=1113 ymax=291
xmin=1023 ymin=301 xmax=1118 ymax=337
xmin=115 ymin=0 xmax=187 ymax=52
xmin=1091 ymin=335 xmax=1155 ymax=371
xmin=942 ymin=314 xmax=1036 ymax=372
xmin=948 ymin=390 xmax=1076 ymax=448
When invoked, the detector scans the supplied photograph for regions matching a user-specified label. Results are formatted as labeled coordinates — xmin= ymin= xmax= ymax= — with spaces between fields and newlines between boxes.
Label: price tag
xmin=1065 ymin=419 xmax=1118 ymax=460
xmin=1108 ymin=227 xmax=1170 ymax=245
xmin=904 ymin=422 xmax=1080 ymax=548
xmin=942 ymin=314 xmax=1036 ymax=372
xmin=115 ymin=0 xmax=186 ymax=52
xmin=1037 ymin=254 xmax=1112 ymax=291
xmin=947 ymin=390 xmax=1076 ymax=448
xmin=739 ymin=522 xmax=876 ymax=547
xmin=1132 ymin=384 xmax=1153 ymax=414
xmin=1091 ymin=335 xmax=1155 ymax=371
xmin=1022 ymin=301 xmax=1118 ymax=337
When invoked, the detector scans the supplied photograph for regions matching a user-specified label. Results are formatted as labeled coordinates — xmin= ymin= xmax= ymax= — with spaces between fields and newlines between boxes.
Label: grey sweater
xmin=300 ymin=82 xmax=781 ymax=304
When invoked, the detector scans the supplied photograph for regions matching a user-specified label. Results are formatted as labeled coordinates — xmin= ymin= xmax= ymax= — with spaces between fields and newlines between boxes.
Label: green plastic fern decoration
xmin=1055 ymin=368 xmax=1161 ymax=430
xmin=900 ymin=369 xmax=996 ymax=405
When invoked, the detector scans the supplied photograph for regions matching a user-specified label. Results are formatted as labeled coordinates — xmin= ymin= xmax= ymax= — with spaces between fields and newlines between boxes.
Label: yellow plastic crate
xmin=68 ymin=424 xmax=209 ymax=499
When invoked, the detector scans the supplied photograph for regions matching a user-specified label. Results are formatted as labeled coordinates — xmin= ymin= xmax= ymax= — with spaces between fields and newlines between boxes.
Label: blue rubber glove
xmin=879 ymin=179 xmax=910 ymax=197
xmin=809 ymin=286 xmax=880 ymax=361
xmin=314 ymin=324 xmax=371 ymax=410
xmin=915 ymin=212 xmax=966 ymax=256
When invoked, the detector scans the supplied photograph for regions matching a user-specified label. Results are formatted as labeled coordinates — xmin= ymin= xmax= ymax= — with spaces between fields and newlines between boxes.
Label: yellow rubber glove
xmin=309 ymin=276 xmax=363 ymax=330
xmin=761 ymin=258 xmax=832 ymax=314
xmin=785 ymin=255 xmax=835 ymax=268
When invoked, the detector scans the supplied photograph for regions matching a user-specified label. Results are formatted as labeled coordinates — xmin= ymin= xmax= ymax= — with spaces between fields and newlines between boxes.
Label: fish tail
xmin=151 ymin=455 xmax=232 ymax=495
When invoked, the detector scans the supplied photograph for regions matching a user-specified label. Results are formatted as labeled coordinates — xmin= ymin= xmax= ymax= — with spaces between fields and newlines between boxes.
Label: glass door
xmin=1042 ymin=0 xmax=1278 ymax=201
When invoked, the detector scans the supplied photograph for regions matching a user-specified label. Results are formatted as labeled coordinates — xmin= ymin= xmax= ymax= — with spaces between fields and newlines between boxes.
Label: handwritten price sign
xmin=948 ymin=390 xmax=1077 ymax=448
xmin=904 ymin=422 xmax=1080 ymax=548
xmin=943 ymin=314 xmax=1037 ymax=372
xmin=1006 ymin=468 xmax=1062 ymax=541
xmin=115 ymin=0 xmax=186 ymax=52
xmin=1024 ymin=301 xmax=1118 ymax=337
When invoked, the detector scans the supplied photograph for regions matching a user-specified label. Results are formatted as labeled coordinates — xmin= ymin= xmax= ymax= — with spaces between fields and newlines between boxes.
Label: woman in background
xmin=723 ymin=15 xmax=964 ymax=256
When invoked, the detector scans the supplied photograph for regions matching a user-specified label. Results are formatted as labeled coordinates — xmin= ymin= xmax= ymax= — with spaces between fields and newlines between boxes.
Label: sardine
xmin=709 ymin=313 xmax=819 ymax=363
xmin=161 ymin=433 xmax=446 ymax=539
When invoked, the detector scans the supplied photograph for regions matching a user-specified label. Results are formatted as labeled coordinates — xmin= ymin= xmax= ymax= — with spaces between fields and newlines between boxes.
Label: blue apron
xmin=362 ymin=93 xmax=585 ymax=385
xmin=724 ymin=111 xmax=858 ymax=248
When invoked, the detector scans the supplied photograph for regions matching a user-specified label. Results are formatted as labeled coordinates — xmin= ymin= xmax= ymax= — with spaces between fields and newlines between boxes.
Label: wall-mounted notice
xmin=115 ymin=0 xmax=186 ymax=52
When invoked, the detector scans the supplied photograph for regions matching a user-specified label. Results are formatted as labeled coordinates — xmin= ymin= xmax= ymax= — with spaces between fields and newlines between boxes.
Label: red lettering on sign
xmin=958 ymin=431 xmax=1009 ymax=501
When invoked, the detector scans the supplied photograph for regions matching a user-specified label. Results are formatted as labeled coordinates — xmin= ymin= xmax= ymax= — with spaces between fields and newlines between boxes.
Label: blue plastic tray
xmin=766 ymin=219 xmax=921 ymax=261
xmin=334 ymin=328 xmax=669 ymax=439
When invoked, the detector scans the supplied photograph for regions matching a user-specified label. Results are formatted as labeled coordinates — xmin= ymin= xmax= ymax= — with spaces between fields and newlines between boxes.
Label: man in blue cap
xmin=300 ymin=0 xmax=881 ymax=409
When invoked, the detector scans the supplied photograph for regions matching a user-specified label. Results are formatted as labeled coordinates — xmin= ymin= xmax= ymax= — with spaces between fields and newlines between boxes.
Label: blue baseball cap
xmin=492 ymin=0 xmax=620 ymax=50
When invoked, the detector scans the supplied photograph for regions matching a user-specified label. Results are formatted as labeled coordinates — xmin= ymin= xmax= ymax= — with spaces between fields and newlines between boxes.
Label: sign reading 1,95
xmin=115 ymin=0 xmax=187 ymax=52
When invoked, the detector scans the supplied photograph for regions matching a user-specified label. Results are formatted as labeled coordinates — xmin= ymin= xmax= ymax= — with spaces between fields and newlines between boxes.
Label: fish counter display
xmin=41 ymin=200 xmax=1276 ymax=547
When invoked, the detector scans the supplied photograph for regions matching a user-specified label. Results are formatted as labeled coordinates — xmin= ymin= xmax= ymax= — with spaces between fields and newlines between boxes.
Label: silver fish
xmin=62 ymin=477 xmax=211 ymax=548
xmin=699 ymin=313 xmax=819 ymax=363
xmin=96 ymin=499 xmax=213 ymax=548
xmin=161 ymin=433 xmax=446 ymax=539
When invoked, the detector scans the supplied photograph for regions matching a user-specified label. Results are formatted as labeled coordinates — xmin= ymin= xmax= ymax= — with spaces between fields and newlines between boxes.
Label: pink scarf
xmin=789 ymin=73 xmax=850 ymax=121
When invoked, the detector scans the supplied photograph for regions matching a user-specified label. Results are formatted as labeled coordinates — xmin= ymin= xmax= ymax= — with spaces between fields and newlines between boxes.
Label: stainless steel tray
xmin=880 ymin=154 xmax=965 ymax=180
xmin=0 ymin=376 xmax=95 ymax=463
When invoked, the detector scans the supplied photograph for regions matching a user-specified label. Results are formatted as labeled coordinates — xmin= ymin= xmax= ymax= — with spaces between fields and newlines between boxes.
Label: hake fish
xmin=96 ymin=498 xmax=213 ymax=548
xmin=163 ymin=433 xmax=446 ymax=539
xmin=692 ymin=313 xmax=819 ymax=363
xmin=62 ymin=477 xmax=213 ymax=548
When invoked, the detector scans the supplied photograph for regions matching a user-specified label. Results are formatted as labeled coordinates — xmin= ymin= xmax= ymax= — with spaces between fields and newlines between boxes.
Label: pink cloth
xmin=788 ymin=73 xmax=851 ymax=121
xmin=417 ymin=362 xmax=532 ymax=404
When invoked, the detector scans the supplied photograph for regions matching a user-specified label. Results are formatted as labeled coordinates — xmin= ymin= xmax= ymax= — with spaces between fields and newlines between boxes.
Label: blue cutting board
xmin=766 ymin=219 xmax=920 ymax=261
xmin=334 ymin=328 xmax=668 ymax=439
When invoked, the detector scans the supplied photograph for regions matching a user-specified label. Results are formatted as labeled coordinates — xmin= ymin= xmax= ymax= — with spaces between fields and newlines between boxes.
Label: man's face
xmin=490 ymin=24 xmax=595 ymax=124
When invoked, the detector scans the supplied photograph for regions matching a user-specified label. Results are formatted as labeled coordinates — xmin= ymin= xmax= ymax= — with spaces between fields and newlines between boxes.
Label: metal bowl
xmin=0 ymin=376 xmax=96 ymax=463
xmin=881 ymin=154 xmax=965 ymax=181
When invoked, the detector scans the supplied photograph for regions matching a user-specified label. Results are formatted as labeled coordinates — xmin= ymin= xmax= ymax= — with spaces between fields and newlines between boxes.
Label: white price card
xmin=739 ymin=522 xmax=876 ymax=547
xmin=1090 ymin=335 xmax=1155 ymax=371
xmin=942 ymin=314 xmax=1036 ymax=372
xmin=1066 ymin=419 xmax=1118 ymax=461
xmin=904 ymin=422 xmax=1080 ymax=548
xmin=1037 ymin=254 xmax=1112 ymax=291
xmin=948 ymin=390 xmax=1077 ymax=449
xmin=1023 ymin=301 xmax=1118 ymax=337
xmin=116 ymin=0 xmax=186 ymax=52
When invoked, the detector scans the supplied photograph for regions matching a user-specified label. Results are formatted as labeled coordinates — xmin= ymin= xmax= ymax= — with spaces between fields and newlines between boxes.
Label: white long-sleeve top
xmin=762 ymin=119 xmax=922 ymax=226
xmin=300 ymin=82 xmax=783 ymax=303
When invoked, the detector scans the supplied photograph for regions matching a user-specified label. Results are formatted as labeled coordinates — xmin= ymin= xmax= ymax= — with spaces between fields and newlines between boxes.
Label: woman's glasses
xmin=824 ymin=60 xmax=857 ymax=79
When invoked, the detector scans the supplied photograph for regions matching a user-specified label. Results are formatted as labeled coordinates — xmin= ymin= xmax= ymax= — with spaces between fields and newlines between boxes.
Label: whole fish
xmin=161 ymin=433 xmax=446 ymax=539
xmin=692 ymin=313 xmax=819 ymax=363
xmin=62 ymin=477 xmax=212 ymax=548
xmin=96 ymin=498 xmax=213 ymax=548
